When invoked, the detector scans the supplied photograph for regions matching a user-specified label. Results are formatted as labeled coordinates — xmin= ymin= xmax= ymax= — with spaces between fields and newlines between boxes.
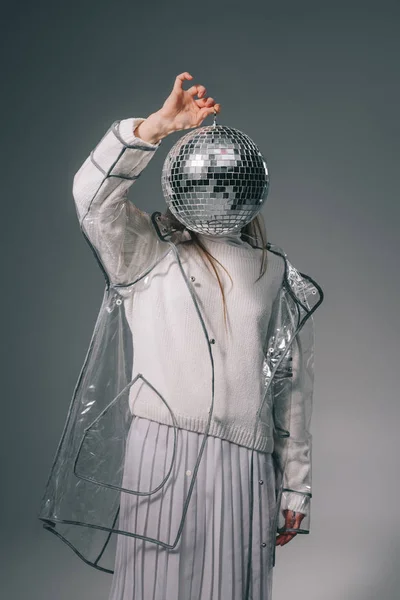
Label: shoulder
xmin=266 ymin=242 xmax=324 ymax=309
xmin=266 ymin=242 xmax=301 ymax=280
xmin=264 ymin=247 xmax=284 ymax=286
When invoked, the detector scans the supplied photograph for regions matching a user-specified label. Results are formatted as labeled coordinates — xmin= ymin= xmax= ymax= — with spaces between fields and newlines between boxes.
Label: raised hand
xmin=134 ymin=72 xmax=222 ymax=145
xmin=158 ymin=71 xmax=221 ymax=131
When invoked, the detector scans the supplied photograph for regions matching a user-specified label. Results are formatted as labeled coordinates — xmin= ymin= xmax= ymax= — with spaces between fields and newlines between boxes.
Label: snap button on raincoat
xmin=37 ymin=118 xmax=324 ymax=588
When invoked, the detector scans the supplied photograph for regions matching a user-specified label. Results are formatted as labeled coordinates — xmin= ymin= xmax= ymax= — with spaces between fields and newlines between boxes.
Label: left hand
xmin=275 ymin=509 xmax=306 ymax=546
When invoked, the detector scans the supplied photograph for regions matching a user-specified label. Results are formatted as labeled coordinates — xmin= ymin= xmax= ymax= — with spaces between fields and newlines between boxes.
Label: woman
xmin=39 ymin=71 xmax=322 ymax=600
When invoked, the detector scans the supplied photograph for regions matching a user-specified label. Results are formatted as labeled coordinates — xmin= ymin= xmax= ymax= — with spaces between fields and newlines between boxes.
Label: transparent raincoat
xmin=37 ymin=118 xmax=324 ymax=588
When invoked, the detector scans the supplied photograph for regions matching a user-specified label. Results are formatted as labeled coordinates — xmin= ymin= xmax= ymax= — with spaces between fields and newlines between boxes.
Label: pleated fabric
xmin=108 ymin=416 xmax=277 ymax=600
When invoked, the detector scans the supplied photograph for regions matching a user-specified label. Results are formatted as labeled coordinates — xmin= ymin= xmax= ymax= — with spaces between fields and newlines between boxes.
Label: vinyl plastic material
xmin=37 ymin=118 xmax=324 ymax=592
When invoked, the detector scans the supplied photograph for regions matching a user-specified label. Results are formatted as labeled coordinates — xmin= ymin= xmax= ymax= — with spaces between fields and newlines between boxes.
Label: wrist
xmin=134 ymin=111 xmax=175 ymax=144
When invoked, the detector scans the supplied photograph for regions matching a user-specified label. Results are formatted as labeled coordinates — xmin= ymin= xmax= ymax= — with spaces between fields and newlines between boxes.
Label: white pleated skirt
xmin=108 ymin=416 xmax=277 ymax=600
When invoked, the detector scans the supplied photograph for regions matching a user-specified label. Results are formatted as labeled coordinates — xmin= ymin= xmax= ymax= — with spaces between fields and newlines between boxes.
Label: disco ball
xmin=161 ymin=123 xmax=269 ymax=236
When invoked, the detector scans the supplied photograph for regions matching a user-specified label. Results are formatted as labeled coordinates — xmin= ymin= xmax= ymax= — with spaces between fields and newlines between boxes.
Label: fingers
xmin=184 ymin=79 xmax=209 ymax=101
xmin=173 ymin=74 xmax=215 ymax=106
xmin=187 ymin=84 xmax=207 ymax=97
xmin=206 ymin=104 xmax=221 ymax=116
xmin=195 ymin=97 xmax=216 ymax=107
xmin=276 ymin=532 xmax=297 ymax=546
xmin=197 ymin=104 xmax=221 ymax=125
xmin=196 ymin=101 xmax=222 ymax=118
xmin=174 ymin=72 xmax=221 ymax=110
xmin=173 ymin=72 xmax=193 ymax=92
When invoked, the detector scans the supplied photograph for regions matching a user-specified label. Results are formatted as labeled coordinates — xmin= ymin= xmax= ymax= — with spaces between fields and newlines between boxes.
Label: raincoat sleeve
xmin=275 ymin=333 xmax=312 ymax=513
xmin=270 ymin=291 xmax=315 ymax=531
xmin=72 ymin=117 xmax=163 ymax=285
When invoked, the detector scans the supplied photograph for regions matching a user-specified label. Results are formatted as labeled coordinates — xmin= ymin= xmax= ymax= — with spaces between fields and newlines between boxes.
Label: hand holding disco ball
xmin=134 ymin=71 xmax=221 ymax=144
xmin=158 ymin=71 xmax=222 ymax=131
xmin=135 ymin=72 xmax=269 ymax=236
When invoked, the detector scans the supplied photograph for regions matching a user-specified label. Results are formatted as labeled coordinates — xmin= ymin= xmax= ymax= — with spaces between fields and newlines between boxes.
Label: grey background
xmin=2 ymin=1 xmax=399 ymax=598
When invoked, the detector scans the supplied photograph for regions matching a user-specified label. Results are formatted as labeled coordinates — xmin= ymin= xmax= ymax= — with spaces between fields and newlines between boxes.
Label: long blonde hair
xmin=163 ymin=208 xmax=269 ymax=331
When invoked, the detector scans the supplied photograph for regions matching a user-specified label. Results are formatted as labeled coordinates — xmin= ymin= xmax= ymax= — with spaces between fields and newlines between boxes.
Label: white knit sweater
xmin=122 ymin=227 xmax=286 ymax=451
xmin=73 ymin=117 xmax=286 ymax=453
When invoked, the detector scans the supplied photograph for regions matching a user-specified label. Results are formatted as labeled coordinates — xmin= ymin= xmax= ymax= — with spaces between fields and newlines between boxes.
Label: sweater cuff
xmin=118 ymin=117 xmax=162 ymax=149
xmin=280 ymin=490 xmax=311 ymax=514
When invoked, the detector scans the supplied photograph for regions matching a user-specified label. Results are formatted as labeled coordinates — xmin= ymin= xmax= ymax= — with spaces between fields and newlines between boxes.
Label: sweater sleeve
xmin=72 ymin=117 xmax=163 ymax=285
